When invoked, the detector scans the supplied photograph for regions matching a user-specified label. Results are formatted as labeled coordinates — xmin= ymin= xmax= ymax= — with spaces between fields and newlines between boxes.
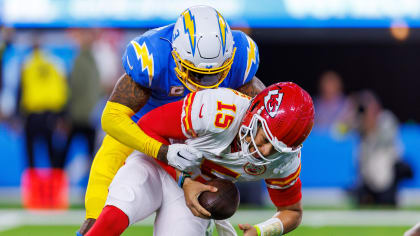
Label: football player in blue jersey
xmin=78 ymin=5 xmax=265 ymax=235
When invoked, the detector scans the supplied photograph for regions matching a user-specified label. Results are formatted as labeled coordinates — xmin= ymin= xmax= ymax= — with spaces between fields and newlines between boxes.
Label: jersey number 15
xmin=214 ymin=101 xmax=236 ymax=129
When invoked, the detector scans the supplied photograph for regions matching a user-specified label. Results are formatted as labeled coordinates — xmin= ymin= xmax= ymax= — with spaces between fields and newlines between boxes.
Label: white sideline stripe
xmin=0 ymin=212 xmax=21 ymax=232
xmin=232 ymin=210 xmax=420 ymax=226
xmin=0 ymin=209 xmax=419 ymax=232
xmin=3 ymin=187 xmax=420 ymax=206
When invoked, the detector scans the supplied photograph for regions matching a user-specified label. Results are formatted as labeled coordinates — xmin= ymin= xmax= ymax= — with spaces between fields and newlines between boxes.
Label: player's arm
xmin=174 ymin=170 xmax=216 ymax=219
xmin=244 ymin=199 xmax=301 ymax=236
xmin=240 ymin=168 xmax=303 ymax=236
xmin=272 ymin=200 xmax=302 ymax=234
xmin=103 ymin=73 xmax=199 ymax=165
xmin=239 ymin=200 xmax=302 ymax=236
xmin=135 ymin=97 xmax=203 ymax=171
xmin=101 ymin=73 xmax=163 ymax=158
xmin=236 ymin=76 xmax=266 ymax=97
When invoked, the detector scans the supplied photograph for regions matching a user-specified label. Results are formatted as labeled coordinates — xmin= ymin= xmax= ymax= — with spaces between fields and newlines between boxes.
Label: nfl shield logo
xmin=264 ymin=90 xmax=283 ymax=118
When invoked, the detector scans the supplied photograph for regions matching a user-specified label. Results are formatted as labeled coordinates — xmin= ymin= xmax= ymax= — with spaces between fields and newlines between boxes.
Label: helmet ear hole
xmin=249 ymin=101 xmax=260 ymax=113
xmin=252 ymin=120 xmax=261 ymax=137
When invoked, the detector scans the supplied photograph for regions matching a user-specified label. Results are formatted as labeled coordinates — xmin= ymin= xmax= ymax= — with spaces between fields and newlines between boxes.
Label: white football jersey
xmin=181 ymin=88 xmax=301 ymax=190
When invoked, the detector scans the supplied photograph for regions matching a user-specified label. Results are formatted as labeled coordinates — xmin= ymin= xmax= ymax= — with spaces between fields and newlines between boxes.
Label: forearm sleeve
xmin=85 ymin=135 xmax=133 ymax=219
xmin=101 ymin=101 xmax=162 ymax=158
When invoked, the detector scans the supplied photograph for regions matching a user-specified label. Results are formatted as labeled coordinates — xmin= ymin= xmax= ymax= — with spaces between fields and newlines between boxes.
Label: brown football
xmin=198 ymin=178 xmax=240 ymax=220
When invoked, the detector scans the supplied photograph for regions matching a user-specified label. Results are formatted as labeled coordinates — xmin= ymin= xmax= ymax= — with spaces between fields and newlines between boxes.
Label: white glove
xmin=167 ymin=143 xmax=203 ymax=172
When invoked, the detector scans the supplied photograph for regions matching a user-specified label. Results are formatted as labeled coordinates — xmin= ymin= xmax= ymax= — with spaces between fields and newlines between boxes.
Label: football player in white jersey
xmin=79 ymin=5 xmax=265 ymax=234
xmin=86 ymin=82 xmax=314 ymax=236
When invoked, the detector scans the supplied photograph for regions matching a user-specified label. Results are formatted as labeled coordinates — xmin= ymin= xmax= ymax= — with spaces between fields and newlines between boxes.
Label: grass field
xmin=0 ymin=225 xmax=409 ymax=236
xmin=0 ymin=209 xmax=416 ymax=235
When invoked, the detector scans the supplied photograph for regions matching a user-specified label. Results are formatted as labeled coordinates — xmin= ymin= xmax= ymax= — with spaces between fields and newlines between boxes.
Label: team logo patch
xmin=243 ymin=162 xmax=266 ymax=176
xmin=264 ymin=90 xmax=283 ymax=118
xmin=169 ymin=86 xmax=185 ymax=96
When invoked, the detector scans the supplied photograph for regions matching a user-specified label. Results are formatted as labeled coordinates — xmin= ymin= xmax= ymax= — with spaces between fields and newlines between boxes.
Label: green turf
xmin=291 ymin=226 xmax=408 ymax=236
xmin=0 ymin=225 xmax=410 ymax=236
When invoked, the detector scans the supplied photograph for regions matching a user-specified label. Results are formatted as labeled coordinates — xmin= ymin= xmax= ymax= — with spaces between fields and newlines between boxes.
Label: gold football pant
xmin=84 ymin=135 xmax=133 ymax=219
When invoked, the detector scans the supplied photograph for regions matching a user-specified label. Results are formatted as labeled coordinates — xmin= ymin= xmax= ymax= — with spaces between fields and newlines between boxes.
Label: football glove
xmin=167 ymin=144 xmax=203 ymax=171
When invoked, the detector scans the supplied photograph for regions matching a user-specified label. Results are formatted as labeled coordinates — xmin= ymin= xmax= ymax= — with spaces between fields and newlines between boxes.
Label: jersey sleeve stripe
xmin=267 ymin=178 xmax=302 ymax=207
xmin=182 ymin=92 xmax=197 ymax=137
xmin=266 ymin=178 xmax=298 ymax=190
xmin=265 ymin=164 xmax=301 ymax=186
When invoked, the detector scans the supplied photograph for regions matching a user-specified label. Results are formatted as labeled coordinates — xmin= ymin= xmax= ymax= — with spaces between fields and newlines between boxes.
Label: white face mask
xmin=239 ymin=114 xmax=301 ymax=166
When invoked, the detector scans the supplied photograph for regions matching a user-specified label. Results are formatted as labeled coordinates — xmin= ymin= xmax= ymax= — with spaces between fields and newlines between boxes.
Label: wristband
xmin=254 ymin=225 xmax=262 ymax=236
xmin=177 ymin=172 xmax=191 ymax=188
xmin=254 ymin=218 xmax=283 ymax=236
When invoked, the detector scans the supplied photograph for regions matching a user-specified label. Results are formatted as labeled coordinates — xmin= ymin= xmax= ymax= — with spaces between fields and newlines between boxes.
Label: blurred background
xmin=1 ymin=0 xmax=420 ymax=235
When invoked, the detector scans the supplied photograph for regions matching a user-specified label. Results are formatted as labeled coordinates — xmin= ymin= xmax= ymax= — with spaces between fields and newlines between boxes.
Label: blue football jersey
xmin=122 ymin=24 xmax=260 ymax=122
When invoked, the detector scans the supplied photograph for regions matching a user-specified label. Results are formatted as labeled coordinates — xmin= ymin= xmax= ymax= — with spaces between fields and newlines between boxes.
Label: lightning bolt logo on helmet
xmin=216 ymin=11 xmax=228 ymax=55
xmin=131 ymin=40 xmax=154 ymax=87
xmin=182 ymin=10 xmax=197 ymax=56
xmin=171 ymin=6 xmax=237 ymax=91
xmin=264 ymin=90 xmax=283 ymax=118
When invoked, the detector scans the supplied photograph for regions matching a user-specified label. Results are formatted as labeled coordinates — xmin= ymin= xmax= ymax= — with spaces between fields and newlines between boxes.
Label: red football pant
xmin=85 ymin=205 xmax=129 ymax=236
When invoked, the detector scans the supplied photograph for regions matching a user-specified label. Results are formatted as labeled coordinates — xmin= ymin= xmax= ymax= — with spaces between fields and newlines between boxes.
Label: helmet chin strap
xmin=184 ymin=80 xmax=200 ymax=92
xmin=159 ymin=37 xmax=173 ymax=47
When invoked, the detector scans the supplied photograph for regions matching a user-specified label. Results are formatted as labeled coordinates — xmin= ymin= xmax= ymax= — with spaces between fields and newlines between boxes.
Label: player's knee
xmin=107 ymin=175 xmax=162 ymax=222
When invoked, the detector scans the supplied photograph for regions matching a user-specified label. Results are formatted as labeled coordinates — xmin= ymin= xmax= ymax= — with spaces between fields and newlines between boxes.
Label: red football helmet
xmin=239 ymin=82 xmax=314 ymax=165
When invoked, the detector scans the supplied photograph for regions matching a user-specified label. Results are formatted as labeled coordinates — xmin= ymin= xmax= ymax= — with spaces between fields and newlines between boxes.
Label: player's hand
xmin=183 ymin=177 xmax=217 ymax=219
xmin=167 ymin=144 xmax=203 ymax=171
xmin=238 ymin=224 xmax=258 ymax=236
xmin=77 ymin=218 xmax=96 ymax=235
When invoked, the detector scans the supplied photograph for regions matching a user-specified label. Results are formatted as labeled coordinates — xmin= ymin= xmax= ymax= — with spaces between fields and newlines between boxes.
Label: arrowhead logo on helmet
xmin=264 ymin=90 xmax=283 ymax=118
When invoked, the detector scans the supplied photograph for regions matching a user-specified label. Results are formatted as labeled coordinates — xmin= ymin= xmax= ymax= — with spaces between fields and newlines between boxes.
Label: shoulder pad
xmin=230 ymin=31 xmax=260 ymax=86
xmin=122 ymin=36 xmax=156 ymax=88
